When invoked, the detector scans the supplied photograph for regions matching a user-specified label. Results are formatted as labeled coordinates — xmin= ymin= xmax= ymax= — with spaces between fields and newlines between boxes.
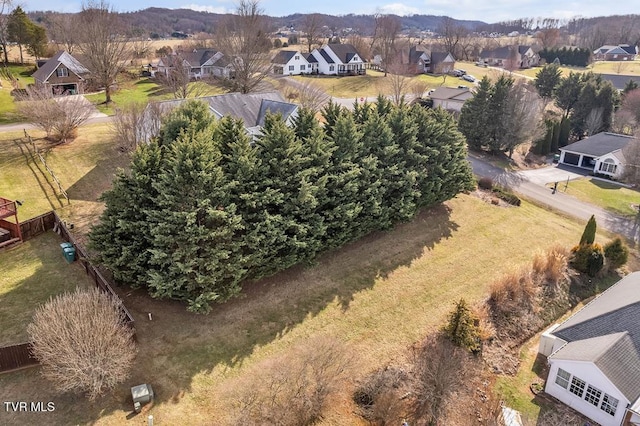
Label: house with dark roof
xmin=598 ymin=74 xmax=640 ymax=91
xmin=558 ymin=132 xmax=634 ymax=179
xmin=428 ymin=87 xmax=473 ymax=112
xmin=32 ymin=50 xmax=90 ymax=95
xmin=404 ymin=45 xmax=455 ymax=75
xmin=480 ymin=45 xmax=539 ymax=69
xmin=593 ymin=45 xmax=638 ymax=61
xmin=271 ymin=50 xmax=310 ymax=76
xmin=141 ymin=92 xmax=298 ymax=142
xmin=307 ymin=44 xmax=366 ymax=76
xmin=538 ymin=271 xmax=640 ymax=426
xmin=157 ymin=48 xmax=233 ymax=80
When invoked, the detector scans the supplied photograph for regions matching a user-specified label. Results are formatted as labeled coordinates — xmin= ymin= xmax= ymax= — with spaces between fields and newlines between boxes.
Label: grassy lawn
xmin=0 ymin=64 xmax=36 ymax=124
xmin=85 ymin=77 xmax=169 ymax=115
xmin=0 ymin=231 xmax=90 ymax=346
xmin=0 ymin=123 xmax=131 ymax=236
xmin=558 ymin=177 xmax=640 ymax=218
xmin=0 ymin=193 xmax=599 ymax=425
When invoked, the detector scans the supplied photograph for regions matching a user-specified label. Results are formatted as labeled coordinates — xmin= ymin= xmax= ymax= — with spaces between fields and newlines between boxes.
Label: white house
xmin=428 ymin=87 xmax=474 ymax=112
xmin=307 ymin=44 xmax=366 ymax=76
xmin=539 ymin=272 xmax=640 ymax=426
xmin=271 ymin=50 xmax=311 ymax=76
xmin=558 ymin=132 xmax=634 ymax=179
xmin=140 ymin=92 xmax=299 ymax=142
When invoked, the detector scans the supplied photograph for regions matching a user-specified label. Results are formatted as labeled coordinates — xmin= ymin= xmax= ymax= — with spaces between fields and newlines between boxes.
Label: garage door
xmin=562 ymin=152 xmax=580 ymax=166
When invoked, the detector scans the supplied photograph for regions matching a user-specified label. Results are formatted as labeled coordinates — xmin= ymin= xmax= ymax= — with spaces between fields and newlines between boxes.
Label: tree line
xmin=538 ymin=47 xmax=591 ymax=67
xmin=90 ymin=98 xmax=475 ymax=313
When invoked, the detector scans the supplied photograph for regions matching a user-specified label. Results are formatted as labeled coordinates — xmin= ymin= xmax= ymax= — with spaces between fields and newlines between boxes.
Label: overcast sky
xmin=23 ymin=0 xmax=639 ymax=23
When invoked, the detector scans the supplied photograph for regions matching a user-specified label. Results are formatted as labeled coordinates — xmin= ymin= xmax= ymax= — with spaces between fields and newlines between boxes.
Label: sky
xmin=22 ymin=0 xmax=640 ymax=23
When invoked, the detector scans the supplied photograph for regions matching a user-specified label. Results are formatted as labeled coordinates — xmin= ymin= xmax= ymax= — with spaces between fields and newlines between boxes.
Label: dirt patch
xmin=471 ymin=189 xmax=513 ymax=207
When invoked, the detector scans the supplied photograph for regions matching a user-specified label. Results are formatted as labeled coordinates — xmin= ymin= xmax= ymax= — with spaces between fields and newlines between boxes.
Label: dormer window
xmin=56 ymin=68 xmax=69 ymax=77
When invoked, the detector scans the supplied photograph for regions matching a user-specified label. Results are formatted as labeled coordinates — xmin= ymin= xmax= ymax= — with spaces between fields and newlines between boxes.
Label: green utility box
xmin=60 ymin=242 xmax=76 ymax=263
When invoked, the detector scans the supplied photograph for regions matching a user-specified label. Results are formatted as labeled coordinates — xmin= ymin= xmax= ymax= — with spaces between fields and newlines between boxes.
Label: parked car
xmin=450 ymin=69 xmax=466 ymax=77
xmin=462 ymin=74 xmax=476 ymax=82
xmin=475 ymin=61 xmax=487 ymax=67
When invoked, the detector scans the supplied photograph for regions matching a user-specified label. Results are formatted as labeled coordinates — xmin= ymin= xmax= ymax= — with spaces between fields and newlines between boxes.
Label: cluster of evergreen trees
xmin=538 ymin=47 xmax=591 ymax=67
xmin=533 ymin=66 xmax=619 ymax=154
xmin=90 ymin=98 xmax=475 ymax=313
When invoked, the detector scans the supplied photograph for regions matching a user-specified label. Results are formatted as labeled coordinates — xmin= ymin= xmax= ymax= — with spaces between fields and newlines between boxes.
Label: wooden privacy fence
xmin=0 ymin=211 xmax=135 ymax=373
xmin=0 ymin=343 xmax=38 ymax=373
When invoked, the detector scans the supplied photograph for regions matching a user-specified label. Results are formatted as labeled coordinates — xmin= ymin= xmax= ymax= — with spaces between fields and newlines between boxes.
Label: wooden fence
xmin=0 ymin=343 xmax=38 ymax=373
xmin=0 ymin=211 xmax=135 ymax=373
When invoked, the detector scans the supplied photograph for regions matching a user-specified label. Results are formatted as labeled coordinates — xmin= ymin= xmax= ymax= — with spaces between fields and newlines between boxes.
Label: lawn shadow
xmin=1 ymin=203 xmax=458 ymax=424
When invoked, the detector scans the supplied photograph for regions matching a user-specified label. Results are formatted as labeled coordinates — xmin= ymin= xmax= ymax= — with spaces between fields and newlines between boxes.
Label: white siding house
xmin=429 ymin=87 xmax=473 ymax=112
xmin=308 ymin=44 xmax=366 ymax=76
xmin=271 ymin=50 xmax=311 ymax=76
xmin=539 ymin=272 xmax=640 ymax=426
xmin=559 ymin=132 xmax=634 ymax=179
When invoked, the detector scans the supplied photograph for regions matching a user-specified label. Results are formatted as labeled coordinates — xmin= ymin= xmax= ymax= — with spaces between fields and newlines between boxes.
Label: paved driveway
xmin=516 ymin=164 xmax=590 ymax=186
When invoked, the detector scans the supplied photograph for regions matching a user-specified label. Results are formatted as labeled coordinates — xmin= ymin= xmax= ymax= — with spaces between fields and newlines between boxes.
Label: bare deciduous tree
xmin=438 ymin=17 xmax=469 ymax=59
xmin=215 ymin=0 xmax=272 ymax=94
xmin=156 ymin=58 xmax=215 ymax=99
xmin=47 ymin=13 xmax=77 ymax=53
xmin=0 ymin=0 xmax=13 ymax=64
xmin=536 ymin=28 xmax=561 ymax=49
xmin=234 ymin=336 xmax=352 ymax=426
xmin=284 ymin=80 xmax=329 ymax=112
xmin=622 ymin=135 xmax=640 ymax=186
xmin=76 ymin=0 xmax=132 ymax=104
xmin=500 ymin=81 xmax=544 ymax=158
xmin=16 ymin=85 xmax=94 ymax=142
xmin=585 ymin=107 xmax=604 ymax=136
xmin=385 ymin=59 xmax=411 ymax=105
xmin=410 ymin=334 xmax=472 ymax=425
xmin=302 ymin=13 xmax=323 ymax=53
xmin=27 ymin=287 xmax=136 ymax=400
xmin=374 ymin=15 xmax=402 ymax=77
xmin=111 ymin=101 xmax=166 ymax=151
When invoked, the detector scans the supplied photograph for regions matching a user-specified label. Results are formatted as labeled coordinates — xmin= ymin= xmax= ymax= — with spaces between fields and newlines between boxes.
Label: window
xmin=569 ymin=376 xmax=586 ymax=397
xmin=56 ymin=68 xmax=68 ymax=77
xmin=584 ymin=385 xmax=602 ymax=406
xmin=300 ymin=65 xmax=305 ymax=70
xmin=599 ymin=160 xmax=617 ymax=174
xmin=295 ymin=55 xmax=300 ymax=60
xmin=329 ymin=65 xmax=335 ymax=71
xmin=555 ymin=369 xmax=571 ymax=389
xmin=601 ymin=393 xmax=618 ymax=416
xmin=289 ymin=65 xmax=295 ymax=71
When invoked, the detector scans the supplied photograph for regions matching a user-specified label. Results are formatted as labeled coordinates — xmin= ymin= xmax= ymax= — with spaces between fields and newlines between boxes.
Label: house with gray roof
xmin=480 ymin=45 xmax=539 ymax=69
xmin=558 ymin=132 xmax=634 ymax=179
xmin=404 ymin=45 xmax=455 ymax=75
xmin=140 ymin=92 xmax=298 ymax=142
xmin=538 ymin=271 xmax=640 ymax=426
xmin=428 ymin=87 xmax=473 ymax=112
xmin=271 ymin=50 xmax=310 ymax=76
xmin=307 ymin=44 xmax=366 ymax=76
xmin=32 ymin=50 xmax=89 ymax=95
xmin=594 ymin=44 xmax=638 ymax=61
xmin=157 ymin=49 xmax=233 ymax=80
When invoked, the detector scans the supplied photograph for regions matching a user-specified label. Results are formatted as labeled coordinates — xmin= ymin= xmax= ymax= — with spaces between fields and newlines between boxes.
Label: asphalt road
xmin=468 ymin=155 xmax=640 ymax=242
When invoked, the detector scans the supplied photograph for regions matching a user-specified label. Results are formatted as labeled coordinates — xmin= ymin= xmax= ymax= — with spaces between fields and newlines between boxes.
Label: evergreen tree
xmin=320 ymin=100 xmax=344 ymax=139
xmin=7 ymin=6 xmax=32 ymax=64
xmin=89 ymin=142 xmax=164 ymax=286
xmin=147 ymin=130 xmax=246 ymax=313
xmin=443 ymin=298 xmax=481 ymax=352
xmin=488 ymin=75 xmax=514 ymax=153
xmin=459 ymin=76 xmax=492 ymax=150
xmin=579 ymin=215 xmax=597 ymax=245
xmin=623 ymin=80 xmax=639 ymax=95
xmin=554 ymin=72 xmax=583 ymax=119
xmin=534 ymin=64 xmax=561 ymax=103
xmin=157 ymin=100 xmax=216 ymax=147
xmin=604 ymin=237 xmax=629 ymax=270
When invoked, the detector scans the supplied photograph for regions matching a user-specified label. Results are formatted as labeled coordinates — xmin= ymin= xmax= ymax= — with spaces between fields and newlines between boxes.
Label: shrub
xmin=27 ymin=288 xmax=136 ymax=400
xmin=579 ymin=215 xmax=597 ymax=245
xmin=353 ymin=366 xmax=409 ymax=423
xmin=478 ymin=177 xmax=493 ymax=190
xmin=604 ymin=237 xmax=629 ymax=270
xmin=443 ymin=299 xmax=481 ymax=353
xmin=571 ymin=243 xmax=604 ymax=277
xmin=492 ymin=187 xmax=521 ymax=206
xmin=488 ymin=268 xmax=538 ymax=317
xmin=532 ymin=245 xmax=569 ymax=288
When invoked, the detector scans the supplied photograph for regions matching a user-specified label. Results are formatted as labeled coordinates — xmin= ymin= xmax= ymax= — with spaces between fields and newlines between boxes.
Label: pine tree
xmin=459 ymin=76 xmax=492 ymax=150
xmin=157 ymin=100 xmax=216 ymax=147
xmin=89 ymin=142 xmax=164 ymax=286
xmin=534 ymin=64 xmax=561 ymax=103
xmin=579 ymin=215 xmax=597 ymax=245
xmin=443 ymin=299 xmax=481 ymax=352
xmin=321 ymin=100 xmax=344 ymax=139
xmin=147 ymin=130 xmax=247 ymax=313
